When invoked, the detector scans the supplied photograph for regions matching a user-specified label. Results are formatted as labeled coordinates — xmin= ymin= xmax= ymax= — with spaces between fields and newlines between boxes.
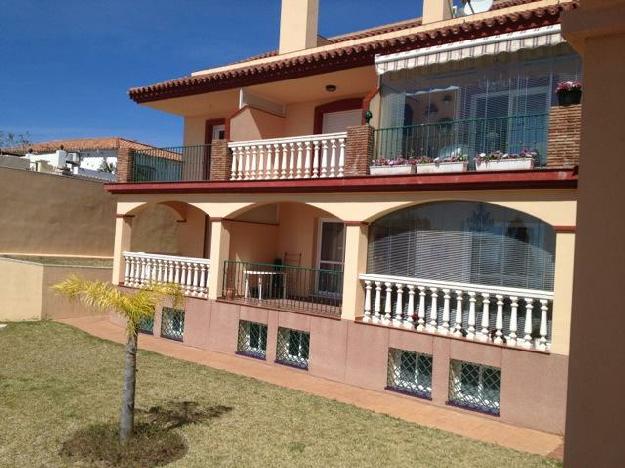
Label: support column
xmin=550 ymin=229 xmax=576 ymax=355
xmin=340 ymin=222 xmax=369 ymax=320
xmin=112 ymin=214 xmax=133 ymax=285
xmin=207 ymin=218 xmax=231 ymax=300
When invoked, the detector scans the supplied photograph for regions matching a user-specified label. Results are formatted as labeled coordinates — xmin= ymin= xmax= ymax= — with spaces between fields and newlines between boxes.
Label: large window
xmin=378 ymin=50 xmax=581 ymax=165
xmin=368 ymin=202 xmax=556 ymax=291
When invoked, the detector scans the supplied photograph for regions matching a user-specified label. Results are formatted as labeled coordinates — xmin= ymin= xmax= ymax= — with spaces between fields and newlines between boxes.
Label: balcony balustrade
xmin=123 ymin=252 xmax=210 ymax=298
xmin=359 ymin=273 xmax=553 ymax=352
xmin=228 ymin=132 xmax=347 ymax=180
xmin=130 ymin=145 xmax=211 ymax=182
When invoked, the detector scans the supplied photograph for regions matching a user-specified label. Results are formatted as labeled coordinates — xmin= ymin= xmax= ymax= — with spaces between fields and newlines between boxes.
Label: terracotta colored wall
xmin=227 ymin=221 xmax=279 ymax=264
xmin=127 ymin=297 xmax=569 ymax=434
xmin=131 ymin=204 xmax=180 ymax=254
xmin=0 ymin=168 xmax=116 ymax=257
xmin=276 ymin=202 xmax=322 ymax=269
xmin=563 ymin=1 xmax=625 ymax=465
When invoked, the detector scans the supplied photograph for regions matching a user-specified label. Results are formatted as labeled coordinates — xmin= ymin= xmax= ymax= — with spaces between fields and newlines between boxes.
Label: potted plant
xmin=475 ymin=150 xmax=537 ymax=172
xmin=370 ymin=157 xmax=417 ymax=175
xmin=415 ymin=154 xmax=468 ymax=174
xmin=556 ymin=81 xmax=582 ymax=106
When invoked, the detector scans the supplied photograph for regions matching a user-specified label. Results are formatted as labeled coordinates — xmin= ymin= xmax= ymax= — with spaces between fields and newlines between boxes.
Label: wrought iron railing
xmin=130 ymin=144 xmax=211 ymax=182
xmin=374 ymin=114 xmax=548 ymax=167
xmin=221 ymin=260 xmax=343 ymax=317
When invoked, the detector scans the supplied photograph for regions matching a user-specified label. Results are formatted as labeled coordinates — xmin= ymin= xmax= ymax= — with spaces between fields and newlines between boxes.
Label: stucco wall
xmin=229 ymin=107 xmax=286 ymax=141
xmin=0 ymin=168 xmax=117 ymax=257
xmin=0 ymin=257 xmax=112 ymax=321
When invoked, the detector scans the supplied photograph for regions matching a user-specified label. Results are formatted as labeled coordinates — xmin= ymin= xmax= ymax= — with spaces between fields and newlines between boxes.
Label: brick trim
xmin=547 ymin=104 xmax=582 ymax=168
xmin=116 ymin=146 xmax=132 ymax=183
xmin=208 ymin=140 xmax=231 ymax=181
xmin=344 ymin=125 xmax=374 ymax=177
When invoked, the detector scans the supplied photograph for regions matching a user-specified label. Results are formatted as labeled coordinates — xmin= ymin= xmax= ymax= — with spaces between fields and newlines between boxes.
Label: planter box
xmin=557 ymin=89 xmax=582 ymax=106
xmin=475 ymin=158 xmax=534 ymax=172
xmin=416 ymin=161 xmax=468 ymax=174
xmin=370 ymin=165 xmax=416 ymax=176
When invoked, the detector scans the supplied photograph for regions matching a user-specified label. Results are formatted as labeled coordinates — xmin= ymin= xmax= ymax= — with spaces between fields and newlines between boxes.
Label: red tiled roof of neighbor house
xmin=6 ymin=137 xmax=161 ymax=155
xmin=128 ymin=0 xmax=577 ymax=104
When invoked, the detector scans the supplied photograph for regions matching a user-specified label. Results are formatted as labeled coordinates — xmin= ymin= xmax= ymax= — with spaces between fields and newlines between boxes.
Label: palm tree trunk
xmin=119 ymin=328 xmax=138 ymax=443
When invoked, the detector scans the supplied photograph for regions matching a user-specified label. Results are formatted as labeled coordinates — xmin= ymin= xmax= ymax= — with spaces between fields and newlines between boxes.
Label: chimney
xmin=279 ymin=0 xmax=319 ymax=54
xmin=422 ymin=0 xmax=453 ymax=25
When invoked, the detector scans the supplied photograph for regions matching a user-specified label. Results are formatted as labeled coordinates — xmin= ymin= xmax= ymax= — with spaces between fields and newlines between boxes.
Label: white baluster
xmin=192 ymin=264 xmax=200 ymax=296
xmin=244 ymin=146 xmax=251 ymax=180
xmin=467 ymin=291 xmax=477 ymax=340
xmin=478 ymin=293 xmax=490 ymax=342
xmin=363 ymin=280 xmax=372 ymax=321
xmin=273 ymin=144 xmax=280 ymax=179
xmin=492 ymin=295 xmax=504 ymax=345
xmin=185 ymin=262 xmax=194 ymax=295
xmin=453 ymin=290 xmax=464 ymax=337
xmin=124 ymin=256 xmax=131 ymax=284
xmin=303 ymin=141 xmax=312 ymax=178
xmin=417 ymin=286 xmax=426 ymax=331
xmin=280 ymin=143 xmax=288 ymax=179
xmin=167 ymin=260 xmax=174 ymax=283
xmin=538 ymin=299 xmax=549 ymax=351
xmin=237 ymin=148 xmax=244 ymax=180
xmin=312 ymin=140 xmax=320 ymax=178
xmin=428 ymin=287 xmax=438 ymax=332
xmin=394 ymin=283 xmax=404 ymax=326
xmin=405 ymin=284 xmax=416 ymax=328
xmin=151 ymin=258 xmax=158 ymax=282
xmin=230 ymin=148 xmax=238 ymax=180
xmin=440 ymin=289 xmax=451 ymax=334
xmin=383 ymin=282 xmax=392 ymax=322
xmin=127 ymin=256 xmax=135 ymax=286
xmin=250 ymin=145 xmax=258 ymax=180
xmin=295 ymin=142 xmax=303 ymax=178
xmin=373 ymin=281 xmax=382 ymax=321
xmin=174 ymin=261 xmax=181 ymax=286
xmin=338 ymin=137 xmax=345 ymax=177
xmin=265 ymin=145 xmax=272 ymax=179
xmin=180 ymin=263 xmax=187 ymax=292
xmin=522 ymin=298 xmax=534 ymax=349
xmin=257 ymin=145 xmax=265 ymax=180
xmin=507 ymin=296 xmax=519 ymax=347
xmin=320 ymin=140 xmax=328 ymax=177
xmin=329 ymin=138 xmax=337 ymax=177
xmin=288 ymin=143 xmax=295 ymax=178
xmin=199 ymin=264 xmax=207 ymax=296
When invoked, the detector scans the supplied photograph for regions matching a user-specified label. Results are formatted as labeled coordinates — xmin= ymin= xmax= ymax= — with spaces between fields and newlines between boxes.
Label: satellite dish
xmin=463 ymin=0 xmax=493 ymax=15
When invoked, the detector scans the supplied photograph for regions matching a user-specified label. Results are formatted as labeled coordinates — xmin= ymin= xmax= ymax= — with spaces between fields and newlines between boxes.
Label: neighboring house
xmin=5 ymin=137 xmax=163 ymax=182
xmin=107 ymin=0 xmax=581 ymax=435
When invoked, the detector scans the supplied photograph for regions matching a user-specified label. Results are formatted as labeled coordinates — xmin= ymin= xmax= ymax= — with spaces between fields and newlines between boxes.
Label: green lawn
xmin=0 ymin=322 xmax=561 ymax=467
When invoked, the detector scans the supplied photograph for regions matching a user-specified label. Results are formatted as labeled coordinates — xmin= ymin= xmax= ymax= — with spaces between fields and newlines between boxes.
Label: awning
xmin=375 ymin=25 xmax=563 ymax=75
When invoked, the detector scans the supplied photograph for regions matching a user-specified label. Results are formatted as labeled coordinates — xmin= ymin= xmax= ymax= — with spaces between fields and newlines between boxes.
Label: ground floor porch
xmin=58 ymin=313 xmax=564 ymax=459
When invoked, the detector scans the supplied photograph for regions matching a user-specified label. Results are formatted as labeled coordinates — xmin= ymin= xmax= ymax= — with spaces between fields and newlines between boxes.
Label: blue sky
xmin=0 ymin=0 xmax=423 ymax=147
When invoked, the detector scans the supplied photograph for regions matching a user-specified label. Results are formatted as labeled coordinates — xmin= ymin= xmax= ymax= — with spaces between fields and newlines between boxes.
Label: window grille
xmin=449 ymin=360 xmax=501 ymax=415
xmin=387 ymin=349 xmax=433 ymax=398
xmin=276 ymin=327 xmax=310 ymax=369
xmin=138 ymin=315 xmax=154 ymax=335
xmin=160 ymin=307 xmax=184 ymax=342
xmin=237 ymin=321 xmax=268 ymax=359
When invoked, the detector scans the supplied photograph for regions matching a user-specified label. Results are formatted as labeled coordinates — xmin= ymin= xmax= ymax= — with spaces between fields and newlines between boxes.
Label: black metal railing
xmin=374 ymin=114 xmax=548 ymax=166
xmin=221 ymin=260 xmax=343 ymax=318
xmin=130 ymin=144 xmax=211 ymax=182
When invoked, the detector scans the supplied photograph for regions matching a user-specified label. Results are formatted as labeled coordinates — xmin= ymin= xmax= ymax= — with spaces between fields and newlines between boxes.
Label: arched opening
xmin=368 ymin=201 xmax=555 ymax=291
xmin=363 ymin=201 xmax=556 ymax=350
xmin=223 ymin=202 xmax=344 ymax=316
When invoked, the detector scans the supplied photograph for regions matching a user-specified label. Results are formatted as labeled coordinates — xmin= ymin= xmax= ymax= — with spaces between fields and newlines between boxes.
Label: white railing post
xmin=538 ymin=299 xmax=549 ymax=351
xmin=295 ymin=142 xmax=303 ymax=178
xmin=467 ymin=291 xmax=477 ymax=340
xmin=394 ymin=283 xmax=404 ymax=325
xmin=494 ymin=295 xmax=504 ymax=345
xmin=383 ymin=282 xmax=392 ymax=322
xmin=338 ymin=136 xmax=346 ymax=177
xmin=373 ymin=281 xmax=382 ymax=321
xmin=478 ymin=293 xmax=490 ymax=342
xmin=405 ymin=284 xmax=416 ymax=328
xmin=522 ymin=298 xmax=534 ymax=349
xmin=288 ymin=142 xmax=295 ymax=178
xmin=508 ymin=296 xmax=519 ymax=346
xmin=280 ymin=143 xmax=288 ymax=179
xmin=417 ymin=286 xmax=426 ymax=331
xmin=440 ymin=289 xmax=451 ymax=334
xmin=230 ymin=148 xmax=238 ymax=180
xmin=320 ymin=140 xmax=329 ymax=178
xmin=428 ymin=287 xmax=438 ymax=332
xmin=272 ymin=144 xmax=280 ymax=179
xmin=363 ymin=280 xmax=372 ymax=321
xmin=312 ymin=140 xmax=320 ymax=178
xmin=303 ymin=141 xmax=312 ymax=178
xmin=453 ymin=289 xmax=464 ymax=337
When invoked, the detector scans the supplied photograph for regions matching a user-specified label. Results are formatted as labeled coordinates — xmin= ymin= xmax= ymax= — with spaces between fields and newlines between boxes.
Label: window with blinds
xmin=367 ymin=202 xmax=556 ymax=291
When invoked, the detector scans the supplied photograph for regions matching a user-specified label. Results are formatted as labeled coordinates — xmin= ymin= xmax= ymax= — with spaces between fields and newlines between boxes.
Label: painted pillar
xmin=112 ymin=214 xmax=133 ymax=285
xmin=207 ymin=219 xmax=231 ymax=300
xmin=549 ymin=230 xmax=576 ymax=356
xmin=340 ymin=222 xmax=369 ymax=320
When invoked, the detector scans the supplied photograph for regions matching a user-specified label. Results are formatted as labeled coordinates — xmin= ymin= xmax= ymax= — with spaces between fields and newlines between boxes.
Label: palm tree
xmin=53 ymin=275 xmax=183 ymax=443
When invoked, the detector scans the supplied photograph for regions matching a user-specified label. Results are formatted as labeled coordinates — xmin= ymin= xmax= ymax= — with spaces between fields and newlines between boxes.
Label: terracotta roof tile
xmin=129 ymin=0 xmax=577 ymax=103
xmin=4 ymin=137 xmax=161 ymax=154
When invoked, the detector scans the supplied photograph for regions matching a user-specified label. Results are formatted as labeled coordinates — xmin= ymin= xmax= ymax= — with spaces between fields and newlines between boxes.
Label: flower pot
xmin=370 ymin=165 xmax=416 ymax=176
xmin=557 ymin=89 xmax=582 ymax=106
xmin=475 ymin=158 xmax=534 ymax=172
xmin=416 ymin=161 xmax=468 ymax=174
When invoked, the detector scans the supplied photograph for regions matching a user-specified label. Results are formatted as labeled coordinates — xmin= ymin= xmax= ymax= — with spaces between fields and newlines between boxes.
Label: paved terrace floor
xmin=58 ymin=315 xmax=564 ymax=460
